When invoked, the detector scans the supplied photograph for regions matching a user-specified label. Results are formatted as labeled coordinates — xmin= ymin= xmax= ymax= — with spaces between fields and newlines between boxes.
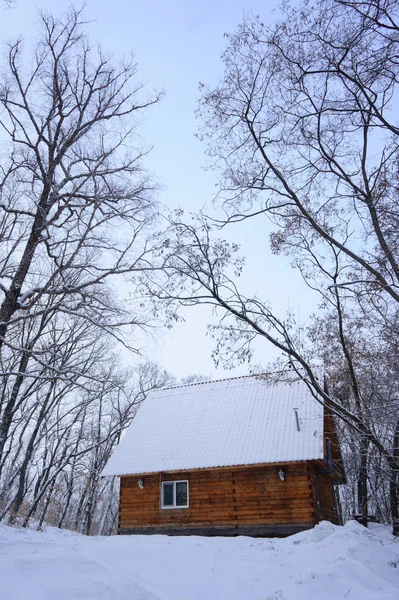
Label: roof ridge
xmin=152 ymin=370 xmax=291 ymax=392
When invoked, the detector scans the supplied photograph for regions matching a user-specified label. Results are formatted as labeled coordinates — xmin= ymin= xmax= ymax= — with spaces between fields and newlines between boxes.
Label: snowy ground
xmin=1 ymin=521 xmax=398 ymax=600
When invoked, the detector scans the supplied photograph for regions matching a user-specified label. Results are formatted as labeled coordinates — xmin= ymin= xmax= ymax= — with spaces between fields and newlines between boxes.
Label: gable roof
xmin=102 ymin=372 xmax=325 ymax=477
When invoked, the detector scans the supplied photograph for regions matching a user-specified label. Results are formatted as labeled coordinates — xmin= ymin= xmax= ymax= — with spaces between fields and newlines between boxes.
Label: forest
xmin=0 ymin=0 xmax=398 ymax=536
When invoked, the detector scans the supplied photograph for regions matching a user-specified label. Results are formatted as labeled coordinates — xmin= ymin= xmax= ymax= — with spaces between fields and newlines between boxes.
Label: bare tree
xmin=0 ymin=7 xmax=171 ymax=532
xmin=0 ymin=6 xmax=161 ymax=348
xmin=0 ymin=7 xmax=162 ymax=461
xmin=148 ymin=0 xmax=399 ymax=533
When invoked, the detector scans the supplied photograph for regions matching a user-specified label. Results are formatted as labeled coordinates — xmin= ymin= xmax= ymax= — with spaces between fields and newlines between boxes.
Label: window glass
xmin=176 ymin=481 xmax=188 ymax=506
xmin=163 ymin=482 xmax=174 ymax=506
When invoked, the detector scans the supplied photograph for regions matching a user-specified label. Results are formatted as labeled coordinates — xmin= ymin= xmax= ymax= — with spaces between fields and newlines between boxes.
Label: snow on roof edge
xmin=104 ymin=456 xmax=325 ymax=478
xmin=153 ymin=367 xmax=325 ymax=394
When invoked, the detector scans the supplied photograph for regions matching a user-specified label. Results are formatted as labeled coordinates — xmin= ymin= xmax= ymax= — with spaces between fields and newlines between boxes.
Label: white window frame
xmin=161 ymin=480 xmax=189 ymax=509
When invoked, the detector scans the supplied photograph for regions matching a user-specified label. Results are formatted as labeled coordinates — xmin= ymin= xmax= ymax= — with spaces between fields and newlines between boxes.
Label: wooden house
xmin=102 ymin=373 xmax=345 ymax=537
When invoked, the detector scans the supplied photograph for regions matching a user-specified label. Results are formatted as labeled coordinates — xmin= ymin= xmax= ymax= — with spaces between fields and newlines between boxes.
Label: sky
xmin=1 ymin=0 xmax=317 ymax=379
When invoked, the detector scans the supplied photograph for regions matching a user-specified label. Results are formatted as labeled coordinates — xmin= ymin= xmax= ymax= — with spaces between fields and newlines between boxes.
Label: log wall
xmin=118 ymin=462 xmax=337 ymax=537
xmin=324 ymin=409 xmax=345 ymax=479
xmin=313 ymin=468 xmax=341 ymax=524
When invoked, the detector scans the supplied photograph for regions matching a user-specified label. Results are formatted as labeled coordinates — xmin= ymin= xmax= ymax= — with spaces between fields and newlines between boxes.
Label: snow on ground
xmin=1 ymin=520 xmax=398 ymax=600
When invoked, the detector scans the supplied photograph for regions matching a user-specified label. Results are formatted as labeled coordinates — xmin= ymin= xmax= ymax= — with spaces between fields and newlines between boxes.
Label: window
xmin=161 ymin=480 xmax=189 ymax=509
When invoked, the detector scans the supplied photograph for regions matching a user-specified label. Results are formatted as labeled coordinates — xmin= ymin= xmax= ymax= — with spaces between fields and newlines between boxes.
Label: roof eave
xmin=103 ymin=456 xmax=325 ymax=478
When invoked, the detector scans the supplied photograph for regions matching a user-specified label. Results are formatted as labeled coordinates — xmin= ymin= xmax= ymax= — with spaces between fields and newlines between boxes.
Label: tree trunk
xmin=9 ymin=386 xmax=56 ymax=520
xmin=0 ymin=183 xmax=52 ymax=351
xmin=390 ymin=419 xmax=399 ymax=536
xmin=37 ymin=477 xmax=57 ymax=530
xmin=99 ymin=478 xmax=116 ymax=536
xmin=358 ymin=438 xmax=369 ymax=527
xmin=0 ymin=351 xmax=31 ymax=470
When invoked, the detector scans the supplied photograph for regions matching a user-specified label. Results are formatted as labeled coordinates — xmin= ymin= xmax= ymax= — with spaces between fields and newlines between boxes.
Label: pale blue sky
xmin=2 ymin=0 xmax=316 ymax=378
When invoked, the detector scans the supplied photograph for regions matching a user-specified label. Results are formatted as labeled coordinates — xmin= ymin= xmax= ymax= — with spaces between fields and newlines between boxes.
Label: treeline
xmin=0 ymin=8 xmax=168 ymax=532
xmin=0 ymin=352 xmax=171 ymax=534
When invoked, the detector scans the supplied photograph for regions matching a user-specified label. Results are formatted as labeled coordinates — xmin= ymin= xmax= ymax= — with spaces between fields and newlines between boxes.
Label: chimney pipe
xmin=293 ymin=408 xmax=300 ymax=432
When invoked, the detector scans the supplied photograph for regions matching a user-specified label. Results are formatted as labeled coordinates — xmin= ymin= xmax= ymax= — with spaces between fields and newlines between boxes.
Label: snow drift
xmin=0 ymin=520 xmax=398 ymax=599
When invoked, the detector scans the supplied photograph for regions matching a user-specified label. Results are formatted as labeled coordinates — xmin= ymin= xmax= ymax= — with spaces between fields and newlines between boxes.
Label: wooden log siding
xmin=118 ymin=461 xmax=339 ymax=537
xmin=324 ymin=408 xmax=345 ymax=481
xmin=312 ymin=467 xmax=340 ymax=523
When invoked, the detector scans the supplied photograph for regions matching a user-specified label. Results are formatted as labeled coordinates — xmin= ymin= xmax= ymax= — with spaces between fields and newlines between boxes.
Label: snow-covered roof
xmin=102 ymin=372 xmax=325 ymax=476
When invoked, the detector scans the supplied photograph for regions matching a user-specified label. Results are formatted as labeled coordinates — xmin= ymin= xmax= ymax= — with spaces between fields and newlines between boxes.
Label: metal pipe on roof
xmin=293 ymin=408 xmax=300 ymax=432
